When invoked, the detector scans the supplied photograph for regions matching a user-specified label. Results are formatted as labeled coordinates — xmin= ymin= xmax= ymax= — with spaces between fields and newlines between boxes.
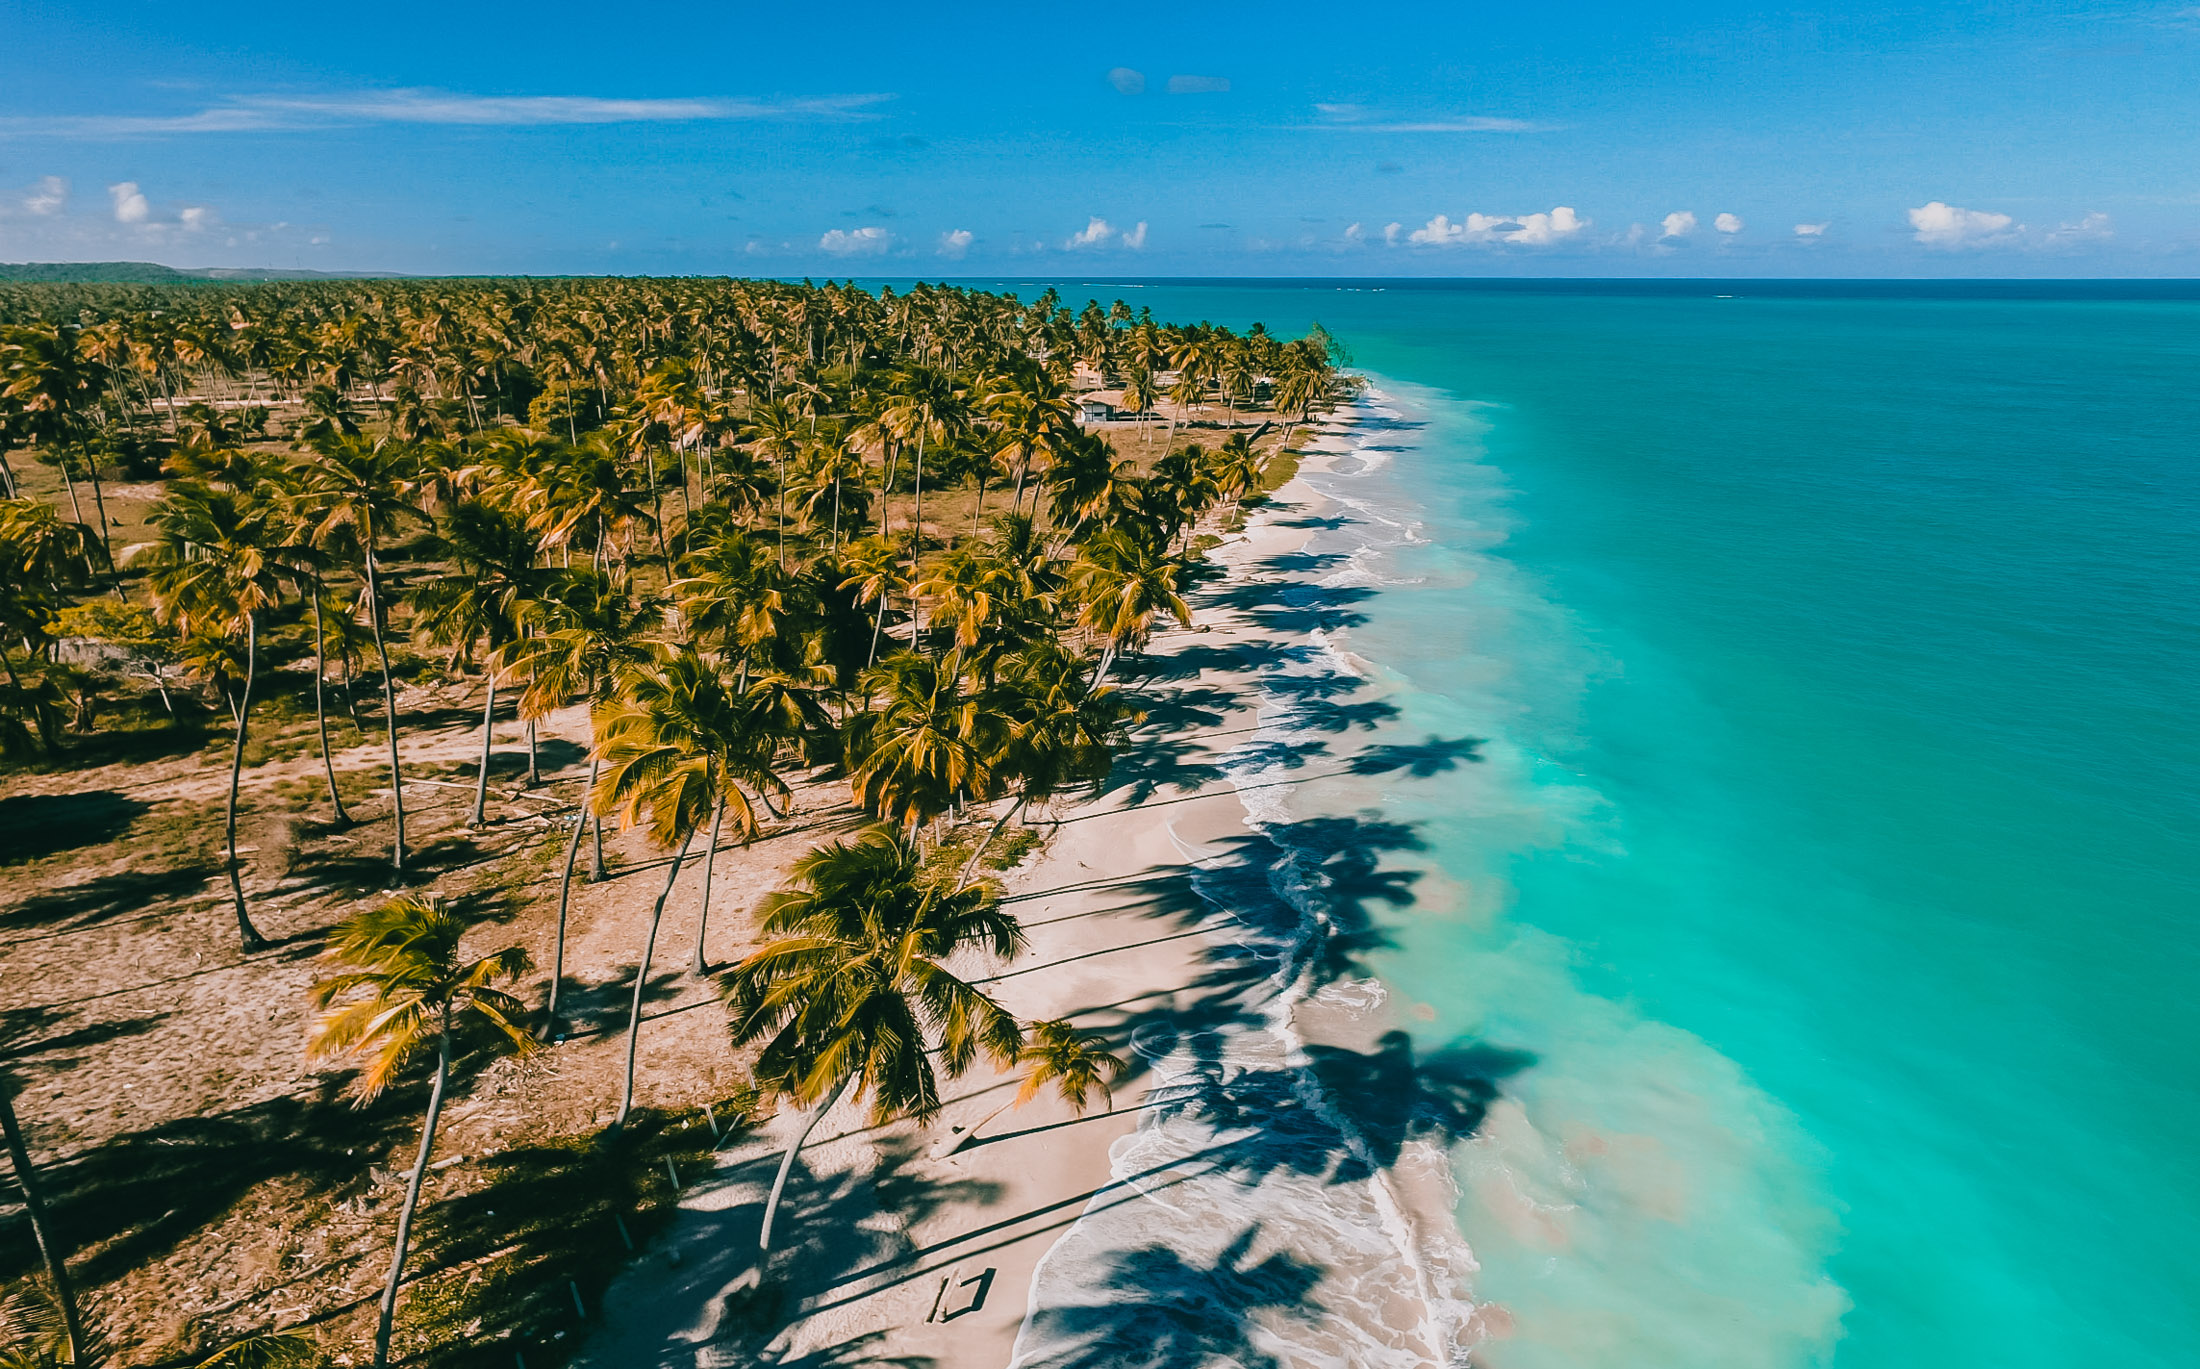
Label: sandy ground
xmin=572 ymin=446 xmax=1345 ymax=1369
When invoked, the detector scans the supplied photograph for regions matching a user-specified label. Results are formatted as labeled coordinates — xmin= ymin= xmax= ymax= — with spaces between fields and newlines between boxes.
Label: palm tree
xmin=880 ymin=364 xmax=971 ymax=591
xmin=266 ymin=476 xmax=355 ymax=826
xmin=1068 ymin=528 xmax=1191 ymax=684
xmin=931 ymin=1018 xmax=1126 ymax=1158
xmin=719 ymin=828 xmax=1025 ymax=1250
xmin=842 ymin=651 xmax=1000 ymax=835
xmin=590 ymin=647 xmax=785 ymax=1125
xmin=299 ymin=435 xmax=425 ymax=872
xmin=838 ymin=534 xmax=912 ymax=669
xmin=0 ymin=1073 xmax=87 ymax=1364
xmin=497 ymin=568 xmax=657 ymax=1030
xmin=146 ymin=482 xmax=282 ymax=951
xmin=309 ymin=897 xmax=531 ymax=1369
xmin=957 ymin=641 xmax=1134 ymax=886
xmin=411 ymin=500 xmax=542 ymax=826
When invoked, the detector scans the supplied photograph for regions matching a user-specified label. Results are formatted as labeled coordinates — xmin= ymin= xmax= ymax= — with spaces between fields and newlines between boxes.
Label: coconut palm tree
xmin=956 ymin=640 xmax=1135 ymax=886
xmin=298 ymin=435 xmax=425 ymax=873
xmin=0 ymin=1073 xmax=86 ymax=1364
xmin=589 ymin=646 xmax=787 ymax=1125
xmin=719 ymin=828 xmax=1025 ymax=1250
xmin=411 ymin=500 xmax=543 ymax=826
xmin=145 ymin=482 xmax=283 ymax=951
xmin=837 ymin=533 xmax=912 ymax=669
xmin=931 ymin=1018 xmax=1126 ymax=1158
xmin=308 ymin=896 xmax=532 ymax=1369
xmin=842 ymin=651 xmax=1001 ymax=835
xmin=1068 ymin=528 xmax=1191 ymax=685
xmin=496 ymin=567 xmax=657 ymax=1030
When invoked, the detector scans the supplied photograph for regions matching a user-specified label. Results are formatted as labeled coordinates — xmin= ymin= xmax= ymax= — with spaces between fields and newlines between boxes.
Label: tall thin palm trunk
xmin=758 ymin=1072 xmax=853 ymax=1252
xmin=541 ymin=757 xmax=599 ymax=1034
xmin=468 ymin=669 xmax=496 ymax=827
xmin=361 ymin=548 xmax=407 ymax=871
xmin=690 ymin=798 xmax=725 ymax=977
xmin=227 ymin=613 xmax=270 ymax=951
xmin=615 ymin=825 xmax=699 ymax=1126
xmin=373 ymin=1017 xmax=450 ymax=1369
xmin=310 ymin=585 xmax=350 ymax=825
xmin=0 ymin=1085 xmax=86 ymax=1365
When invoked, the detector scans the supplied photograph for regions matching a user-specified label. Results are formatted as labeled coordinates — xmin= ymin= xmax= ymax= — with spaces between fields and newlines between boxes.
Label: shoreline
xmin=575 ymin=394 xmax=1480 ymax=1369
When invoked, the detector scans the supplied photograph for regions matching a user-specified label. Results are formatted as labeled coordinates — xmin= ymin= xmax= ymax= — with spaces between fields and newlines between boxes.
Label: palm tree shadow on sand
xmin=1010 ymin=1226 xmax=1323 ymax=1369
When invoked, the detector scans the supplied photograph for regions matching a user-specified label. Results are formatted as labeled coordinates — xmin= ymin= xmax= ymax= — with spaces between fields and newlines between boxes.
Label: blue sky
xmin=3 ymin=0 xmax=2196 ymax=276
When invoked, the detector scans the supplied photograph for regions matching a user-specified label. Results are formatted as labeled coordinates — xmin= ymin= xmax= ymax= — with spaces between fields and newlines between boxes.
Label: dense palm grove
xmin=0 ymin=278 xmax=1347 ymax=1365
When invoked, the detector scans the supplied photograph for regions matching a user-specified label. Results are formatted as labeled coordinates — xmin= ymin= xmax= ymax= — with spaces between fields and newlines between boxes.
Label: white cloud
xmin=2 ymin=90 xmax=888 ymax=137
xmin=1166 ymin=75 xmax=1231 ymax=95
xmin=1794 ymin=222 xmax=1829 ymax=237
xmin=1107 ymin=68 xmax=1146 ymax=95
xmin=2044 ymin=211 xmax=2112 ymax=245
xmin=819 ymin=225 xmax=892 ymax=256
xmin=1660 ymin=210 xmax=1697 ymax=239
xmin=1407 ymin=207 xmax=1588 ymax=248
xmin=937 ymin=228 xmax=973 ymax=258
xmin=1343 ymin=221 xmax=1365 ymax=244
xmin=1065 ymin=215 xmax=1152 ymax=250
xmin=1312 ymin=103 xmax=1540 ymax=132
xmin=1382 ymin=221 xmax=1403 ymax=245
xmin=1908 ymin=201 xmax=2018 ymax=248
xmin=179 ymin=205 xmax=215 ymax=231
xmin=22 ymin=176 xmax=65 ymax=215
xmin=107 ymin=181 xmax=149 ymax=223
xmin=1714 ymin=212 xmax=1743 ymax=234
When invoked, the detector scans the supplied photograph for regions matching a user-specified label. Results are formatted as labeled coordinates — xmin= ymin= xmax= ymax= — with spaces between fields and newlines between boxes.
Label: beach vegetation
xmin=0 ymin=277 xmax=1352 ymax=1361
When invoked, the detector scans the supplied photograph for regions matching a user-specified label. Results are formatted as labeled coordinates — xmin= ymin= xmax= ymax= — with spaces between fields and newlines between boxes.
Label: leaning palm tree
xmin=145 ymin=481 xmax=283 ymax=951
xmin=1067 ymin=527 xmax=1192 ymax=684
xmin=0 ymin=1073 xmax=86 ymax=1365
xmin=496 ymin=568 xmax=656 ymax=1031
xmin=931 ymin=1018 xmax=1126 ymax=1158
xmin=590 ymin=647 xmax=785 ymax=1126
xmin=308 ymin=897 xmax=532 ymax=1369
xmin=719 ymin=828 xmax=1025 ymax=1250
xmin=297 ymin=435 xmax=425 ymax=872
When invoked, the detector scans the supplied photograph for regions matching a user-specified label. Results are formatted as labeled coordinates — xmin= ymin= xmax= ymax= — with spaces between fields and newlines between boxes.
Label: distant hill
xmin=0 ymin=261 xmax=410 ymax=284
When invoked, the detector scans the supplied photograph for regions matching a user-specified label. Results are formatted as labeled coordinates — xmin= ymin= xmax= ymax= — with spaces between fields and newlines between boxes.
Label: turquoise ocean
xmin=974 ymin=280 xmax=2200 ymax=1367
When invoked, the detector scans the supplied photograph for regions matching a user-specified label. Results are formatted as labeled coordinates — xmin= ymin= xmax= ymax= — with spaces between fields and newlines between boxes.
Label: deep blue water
xmin=979 ymin=280 xmax=2200 ymax=1367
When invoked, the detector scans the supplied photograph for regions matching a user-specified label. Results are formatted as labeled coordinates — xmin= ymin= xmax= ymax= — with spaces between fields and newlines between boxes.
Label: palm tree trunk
xmin=956 ymin=795 xmax=1025 ymax=890
xmin=310 ymin=586 xmax=351 ymax=826
xmin=1090 ymin=644 xmax=1116 ymax=688
xmin=911 ymin=434 xmax=926 ymax=548
xmin=541 ymin=757 xmax=598 ymax=1035
xmin=759 ymin=1072 xmax=853 ymax=1252
xmin=615 ymin=825 xmax=699 ymax=1127
xmin=83 ymin=455 xmax=119 ymax=598
xmin=0 ymin=1084 xmax=86 ymax=1365
xmin=0 ymin=448 xmax=16 ymax=498
xmin=867 ymin=593 xmax=889 ymax=669
xmin=690 ymin=798 xmax=725 ymax=977
xmin=468 ymin=670 xmax=495 ymax=827
xmin=590 ymin=817 xmax=606 ymax=882
xmin=373 ymin=1021 xmax=451 ymax=1369
xmin=932 ymin=1096 xmax=1019 ymax=1159
xmin=362 ymin=548 xmax=407 ymax=872
xmin=227 ymin=613 xmax=270 ymax=951
xmin=526 ymin=720 xmax=540 ymax=787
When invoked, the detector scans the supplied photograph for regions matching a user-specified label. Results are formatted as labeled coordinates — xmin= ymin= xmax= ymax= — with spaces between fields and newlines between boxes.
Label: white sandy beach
xmin=574 ymin=407 xmax=1479 ymax=1369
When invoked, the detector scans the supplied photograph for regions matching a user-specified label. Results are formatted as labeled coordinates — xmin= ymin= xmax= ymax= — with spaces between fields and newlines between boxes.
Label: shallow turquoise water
xmin=992 ymin=280 xmax=2200 ymax=1366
